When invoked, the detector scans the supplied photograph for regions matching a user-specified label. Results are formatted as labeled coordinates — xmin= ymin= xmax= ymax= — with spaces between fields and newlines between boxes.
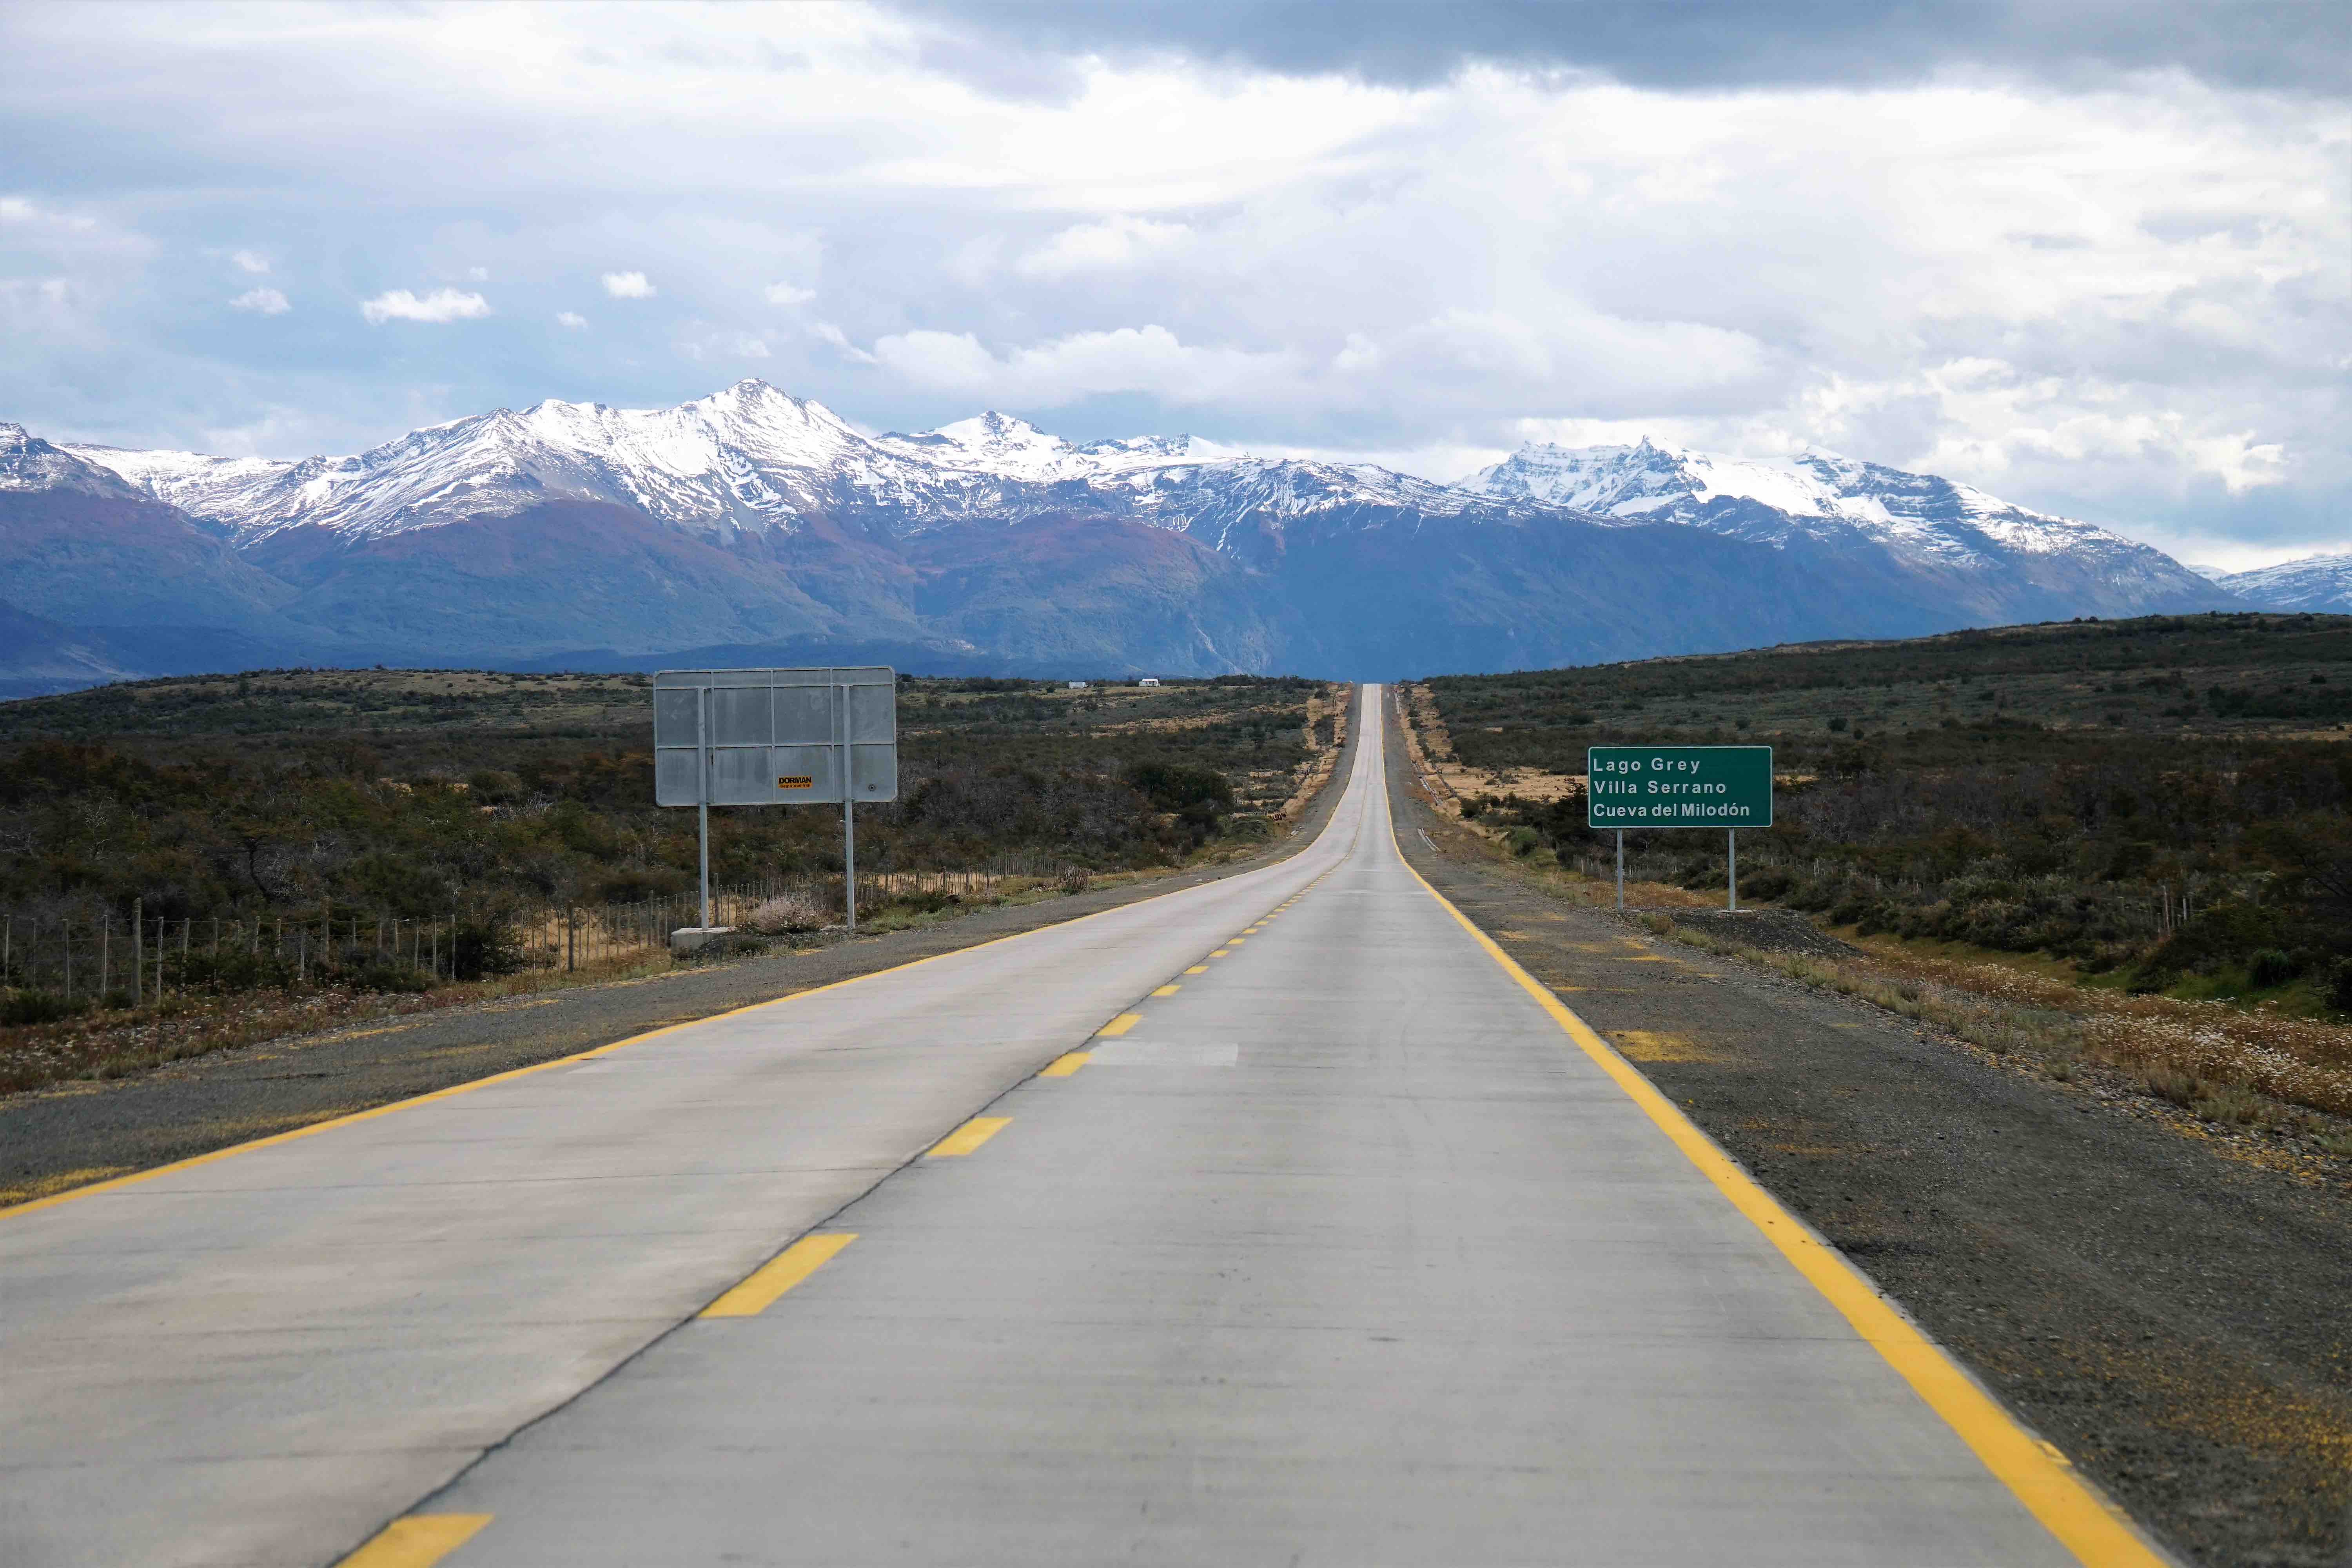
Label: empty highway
xmin=0 ymin=686 xmax=2170 ymax=1567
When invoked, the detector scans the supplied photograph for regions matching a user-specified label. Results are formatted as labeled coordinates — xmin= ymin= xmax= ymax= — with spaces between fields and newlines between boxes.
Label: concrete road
xmin=0 ymin=688 xmax=2159 ymax=1567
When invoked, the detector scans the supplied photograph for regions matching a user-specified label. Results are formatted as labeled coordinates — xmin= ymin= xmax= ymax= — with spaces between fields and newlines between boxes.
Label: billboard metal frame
xmin=654 ymin=666 xmax=898 ymax=933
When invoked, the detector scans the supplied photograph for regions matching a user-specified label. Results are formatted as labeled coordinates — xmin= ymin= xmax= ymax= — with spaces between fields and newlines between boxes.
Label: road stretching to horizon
xmin=0 ymin=686 xmax=2169 ymax=1568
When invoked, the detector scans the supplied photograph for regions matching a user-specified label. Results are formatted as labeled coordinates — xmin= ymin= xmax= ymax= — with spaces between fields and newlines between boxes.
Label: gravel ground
xmin=1656 ymin=906 xmax=1859 ymax=957
xmin=0 ymin=713 xmax=1362 ymax=1205
xmin=1388 ymin=708 xmax=2352 ymax=1568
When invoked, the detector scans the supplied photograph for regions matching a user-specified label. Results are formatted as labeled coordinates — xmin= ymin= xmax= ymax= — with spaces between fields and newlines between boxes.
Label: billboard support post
xmin=1727 ymin=829 xmax=1737 ymax=912
xmin=696 ymin=687 xmax=712 ymax=930
xmin=840 ymin=682 xmax=856 ymax=933
xmin=1615 ymin=831 xmax=1625 ymax=911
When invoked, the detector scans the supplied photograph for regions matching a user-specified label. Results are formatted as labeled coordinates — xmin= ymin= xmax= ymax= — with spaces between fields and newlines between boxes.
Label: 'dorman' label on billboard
xmin=1586 ymin=746 xmax=1773 ymax=828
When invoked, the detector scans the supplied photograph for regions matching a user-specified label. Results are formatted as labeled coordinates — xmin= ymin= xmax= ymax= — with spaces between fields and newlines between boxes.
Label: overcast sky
xmin=2 ymin=1 xmax=2343 ymax=568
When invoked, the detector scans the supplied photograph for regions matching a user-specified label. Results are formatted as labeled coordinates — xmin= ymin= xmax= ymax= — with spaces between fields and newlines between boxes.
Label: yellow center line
xmin=1040 ymin=1052 xmax=1091 ymax=1077
xmin=1152 ymin=984 xmax=1181 ymax=997
xmin=1209 ymin=951 xmax=1229 ymax=959
xmin=700 ymin=1232 xmax=858 ymax=1318
xmin=927 ymin=1116 xmax=1011 ymax=1157
xmin=1389 ymin=831 xmax=2171 ymax=1568
xmin=1096 ymin=1013 xmax=1142 ymax=1037
xmin=335 ymin=1514 xmax=493 ymax=1568
xmin=1184 ymin=965 xmax=1208 ymax=975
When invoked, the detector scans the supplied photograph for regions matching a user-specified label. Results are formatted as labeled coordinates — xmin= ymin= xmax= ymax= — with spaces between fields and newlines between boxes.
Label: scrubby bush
xmin=2327 ymin=958 xmax=2352 ymax=1016
xmin=744 ymin=890 xmax=832 ymax=935
xmin=2247 ymin=949 xmax=2298 ymax=988
xmin=448 ymin=920 xmax=526 ymax=982
xmin=1 ymin=988 xmax=84 ymax=1025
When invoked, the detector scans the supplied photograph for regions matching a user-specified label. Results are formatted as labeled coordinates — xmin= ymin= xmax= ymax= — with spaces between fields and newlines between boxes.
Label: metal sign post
xmin=1586 ymin=745 xmax=1772 ymax=914
xmin=696 ymin=687 xmax=712 ymax=929
xmin=654 ymin=666 xmax=898 ymax=946
xmin=838 ymin=680 xmax=855 ymax=933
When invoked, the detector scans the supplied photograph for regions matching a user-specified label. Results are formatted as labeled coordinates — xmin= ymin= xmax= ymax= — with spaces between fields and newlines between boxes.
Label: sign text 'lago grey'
xmin=1586 ymin=745 xmax=1773 ymax=829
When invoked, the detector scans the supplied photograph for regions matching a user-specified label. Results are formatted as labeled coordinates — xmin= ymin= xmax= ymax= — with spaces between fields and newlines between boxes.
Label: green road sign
xmin=1587 ymin=745 xmax=1773 ymax=828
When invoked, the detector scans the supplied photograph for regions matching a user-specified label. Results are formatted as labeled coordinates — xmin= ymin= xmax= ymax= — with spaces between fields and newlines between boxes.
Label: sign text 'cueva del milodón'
xmin=1586 ymin=746 xmax=1774 ymax=829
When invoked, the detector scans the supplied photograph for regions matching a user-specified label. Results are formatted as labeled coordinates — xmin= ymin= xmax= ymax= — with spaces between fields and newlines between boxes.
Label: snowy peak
xmin=1465 ymin=437 xmax=1911 ymax=524
xmin=2217 ymin=554 xmax=2352 ymax=613
xmin=875 ymin=411 xmax=1090 ymax=481
xmin=874 ymin=413 xmax=1239 ymax=484
xmin=70 ymin=380 xmax=905 ymax=542
xmin=2 ymin=423 xmax=148 ymax=499
xmin=1459 ymin=437 xmax=2170 ymax=570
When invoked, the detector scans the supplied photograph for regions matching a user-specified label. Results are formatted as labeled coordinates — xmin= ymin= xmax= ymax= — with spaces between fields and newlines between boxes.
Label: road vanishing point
xmin=1 ymin=686 xmax=2174 ymax=1568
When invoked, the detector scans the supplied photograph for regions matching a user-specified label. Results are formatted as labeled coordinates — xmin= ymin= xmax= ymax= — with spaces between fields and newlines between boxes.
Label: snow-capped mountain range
xmin=1459 ymin=438 xmax=2169 ymax=581
xmin=2221 ymin=554 xmax=2352 ymax=613
xmin=0 ymin=381 xmax=2261 ymax=689
xmin=57 ymin=382 xmax=1517 ymax=547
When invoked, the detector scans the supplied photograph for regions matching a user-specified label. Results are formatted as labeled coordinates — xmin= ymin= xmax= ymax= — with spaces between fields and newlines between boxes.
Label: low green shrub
xmin=1 ymin=988 xmax=85 ymax=1025
xmin=2247 ymin=948 xmax=2297 ymax=988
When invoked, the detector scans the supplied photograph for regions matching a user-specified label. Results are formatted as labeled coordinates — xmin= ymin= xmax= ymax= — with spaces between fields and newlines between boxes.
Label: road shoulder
xmin=1382 ymin=691 xmax=2351 ymax=1568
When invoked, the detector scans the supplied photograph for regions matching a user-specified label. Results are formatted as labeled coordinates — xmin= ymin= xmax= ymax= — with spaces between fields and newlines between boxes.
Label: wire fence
xmin=0 ymin=851 xmax=1087 ymax=1009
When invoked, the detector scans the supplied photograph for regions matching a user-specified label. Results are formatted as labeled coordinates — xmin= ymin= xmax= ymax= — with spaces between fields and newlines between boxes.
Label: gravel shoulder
xmin=1385 ymin=699 xmax=2352 ymax=1568
xmin=0 ymin=711 xmax=1362 ymax=1208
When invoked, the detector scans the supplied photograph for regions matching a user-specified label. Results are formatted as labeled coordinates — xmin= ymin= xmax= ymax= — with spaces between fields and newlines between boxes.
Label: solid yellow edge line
xmin=1095 ymin=1013 xmax=1142 ymax=1037
xmin=5 ymin=824 xmax=1346 ymax=1221
xmin=1040 ymin=1051 xmax=1091 ymax=1077
xmin=1389 ymin=840 xmax=2171 ymax=1568
xmin=335 ymin=1512 xmax=493 ymax=1568
xmin=700 ymin=1232 xmax=858 ymax=1318
xmin=927 ymin=1116 xmax=1011 ymax=1157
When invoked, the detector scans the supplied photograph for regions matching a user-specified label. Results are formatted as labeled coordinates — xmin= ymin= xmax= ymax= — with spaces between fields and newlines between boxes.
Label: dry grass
xmin=1278 ymin=684 xmax=1352 ymax=820
xmin=1644 ymin=914 xmax=2352 ymax=1133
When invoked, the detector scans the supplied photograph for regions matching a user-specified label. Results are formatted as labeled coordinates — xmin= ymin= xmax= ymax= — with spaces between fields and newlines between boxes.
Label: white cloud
xmin=601 ymin=270 xmax=656 ymax=299
xmin=359 ymin=288 xmax=492 ymax=325
xmin=678 ymin=330 xmax=771 ymax=360
xmin=230 ymin=286 xmax=290 ymax=315
xmin=869 ymin=324 xmax=1295 ymax=406
xmin=1016 ymin=216 xmax=1191 ymax=278
xmin=467 ymin=265 xmax=489 ymax=281
xmin=1 ymin=7 xmax=2342 ymax=551
xmin=555 ymin=310 xmax=588 ymax=329
xmin=231 ymin=249 xmax=270 ymax=274
xmin=812 ymin=321 xmax=877 ymax=363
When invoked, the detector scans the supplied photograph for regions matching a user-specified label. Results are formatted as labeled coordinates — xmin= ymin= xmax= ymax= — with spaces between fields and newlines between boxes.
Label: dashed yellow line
xmin=1041 ymin=1052 xmax=1090 ymax=1077
xmin=1096 ymin=1013 xmax=1142 ymax=1037
xmin=700 ymin=1232 xmax=858 ymax=1318
xmin=1152 ymin=984 xmax=1181 ymax=997
xmin=1185 ymin=965 xmax=1208 ymax=975
xmin=335 ymin=1514 xmax=492 ymax=1567
xmin=928 ymin=1116 xmax=1010 ymax=1157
